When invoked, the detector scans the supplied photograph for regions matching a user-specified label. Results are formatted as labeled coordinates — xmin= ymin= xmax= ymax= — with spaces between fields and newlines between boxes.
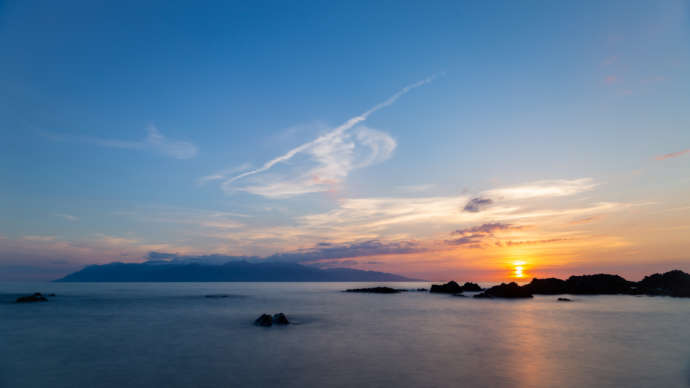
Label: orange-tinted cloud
xmin=655 ymin=149 xmax=689 ymax=160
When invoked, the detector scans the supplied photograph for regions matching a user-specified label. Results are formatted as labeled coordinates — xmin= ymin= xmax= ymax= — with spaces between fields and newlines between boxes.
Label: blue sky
xmin=1 ymin=0 xmax=689 ymax=281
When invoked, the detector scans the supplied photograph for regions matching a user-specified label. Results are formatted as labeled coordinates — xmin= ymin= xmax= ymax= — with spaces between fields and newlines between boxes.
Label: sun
xmin=512 ymin=261 xmax=527 ymax=279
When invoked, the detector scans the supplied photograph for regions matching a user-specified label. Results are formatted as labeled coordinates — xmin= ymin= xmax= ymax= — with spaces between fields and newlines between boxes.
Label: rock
xmin=272 ymin=313 xmax=290 ymax=325
xmin=566 ymin=274 xmax=633 ymax=294
xmin=204 ymin=294 xmax=230 ymax=298
xmin=557 ymin=297 xmax=572 ymax=302
xmin=461 ymin=282 xmax=483 ymax=292
xmin=636 ymin=270 xmax=690 ymax=297
xmin=430 ymin=281 xmax=463 ymax=294
xmin=416 ymin=288 xmax=428 ymax=292
xmin=16 ymin=293 xmax=48 ymax=303
xmin=344 ymin=287 xmax=402 ymax=294
xmin=523 ymin=278 xmax=568 ymax=294
xmin=474 ymin=282 xmax=533 ymax=299
xmin=46 ymin=293 xmax=56 ymax=297
xmin=254 ymin=314 xmax=273 ymax=327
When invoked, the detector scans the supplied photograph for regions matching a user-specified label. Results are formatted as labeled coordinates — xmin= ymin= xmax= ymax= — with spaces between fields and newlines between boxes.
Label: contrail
xmin=224 ymin=75 xmax=439 ymax=185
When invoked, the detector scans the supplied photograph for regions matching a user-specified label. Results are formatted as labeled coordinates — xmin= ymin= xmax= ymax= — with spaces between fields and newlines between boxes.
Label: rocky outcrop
xmin=344 ymin=287 xmax=403 ymax=294
xmin=474 ymin=282 xmax=533 ymax=299
xmin=636 ymin=270 xmax=690 ymax=297
xmin=430 ymin=281 xmax=463 ymax=294
xmin=557 ymin=297 xmax=572 ymax=302
xmin=460 ymin=282 xmax=483 ymax=292
xmin=16 ymin=293 xmax=48 ymax=303
xmin=523 ymin=278 xmax=568 ymax=294
xmin=565 ymin=274 xmax=633 ymax=294
xmin=254 ymin=313 xmax=290 ymax=326
xmin=272 ymin=313 xmax=290 ymax=325
xmin=430 ymin=281 xmax=483 ymax=294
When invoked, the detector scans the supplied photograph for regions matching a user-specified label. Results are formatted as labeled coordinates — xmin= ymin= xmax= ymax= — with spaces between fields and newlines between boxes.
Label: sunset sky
xmin=1 ymin=0 xmax=689 ymax=281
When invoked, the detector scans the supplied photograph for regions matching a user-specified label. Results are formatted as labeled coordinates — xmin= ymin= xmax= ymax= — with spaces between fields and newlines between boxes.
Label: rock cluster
xmin=16 ymin=293 xmax=50 ymax=303
xmin=254 ymin=313 xmax=290 ymax=327
xmin=430 ymin=281 xmax=483 ymax=294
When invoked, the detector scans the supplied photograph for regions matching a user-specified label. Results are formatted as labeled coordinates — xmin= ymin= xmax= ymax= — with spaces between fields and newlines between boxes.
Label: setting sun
xmin=512 ymin=261 xmax=527 ymax=279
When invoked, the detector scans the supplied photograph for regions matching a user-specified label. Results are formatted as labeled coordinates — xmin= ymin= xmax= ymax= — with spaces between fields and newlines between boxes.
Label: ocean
xmin=1 ymin=282 xmax=689 ymax=388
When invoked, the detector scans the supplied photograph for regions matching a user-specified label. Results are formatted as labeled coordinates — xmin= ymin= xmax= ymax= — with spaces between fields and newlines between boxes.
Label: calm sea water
xmin=1 ymin=282 xmax=689 ymax=388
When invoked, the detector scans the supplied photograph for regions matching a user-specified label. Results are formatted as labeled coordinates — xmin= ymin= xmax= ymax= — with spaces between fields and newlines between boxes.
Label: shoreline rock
xmin=16 ymin=293 xmax=48 ymax=303
xmin=344 ymin=287 xmax=404 ymax=294
xmin=474 ymin=282 xmax=533 ymax=299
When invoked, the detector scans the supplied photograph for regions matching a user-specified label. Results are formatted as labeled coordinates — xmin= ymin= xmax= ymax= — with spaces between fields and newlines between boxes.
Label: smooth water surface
xmin=1 ymin=282 xmax=689 ymax=388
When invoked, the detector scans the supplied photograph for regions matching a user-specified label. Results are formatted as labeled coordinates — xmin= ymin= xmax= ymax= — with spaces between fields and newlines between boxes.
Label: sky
xmin=1 ymin=0 xmax=689 ymax=281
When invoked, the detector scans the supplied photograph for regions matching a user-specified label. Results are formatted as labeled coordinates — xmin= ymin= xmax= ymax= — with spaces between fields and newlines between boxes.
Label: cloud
xmin=446 ymin=223 xmax=525 ymax=246
xmin=55 ymin=213 xmax=78 ymax=222
xmin=604 ymin=75 xmax=618 ymax=84
xmin=216 ymin=76 xmax=438 ymax=198
xmin=484 ymin=178 xmax=596 ymax=200
xmin=463 ymin=197 xmax=493 ymax=212
xmin=266 ymin=239 xmax=424 ymax=263
xmin=655 ymin=148 xmax=689 ymax=160
xmin=47 ymin=125 xmax=198 ymax=159
xmin=22 ymin=235 xmax=57 ymax=242
xmin=503 ymin=238 xmax=568 ymax=246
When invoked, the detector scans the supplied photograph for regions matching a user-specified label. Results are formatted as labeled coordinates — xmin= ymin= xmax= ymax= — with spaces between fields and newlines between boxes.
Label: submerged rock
xmin=272 ymin=313 xmax=290 ymax=325
xmin=474 ymin=282 xmax=533 ymax=299
xmin=557 ymin=297 xmax=572 ymax=302
xmin=16 ymin=293 xmax=48 ymax=303
xmin=344 ymin=287 xmax=403 ymax=294
xmin=254 ymin=314 xmax=273 ymax=327
xmin=204 ymin=294 xmax=230 ymax=298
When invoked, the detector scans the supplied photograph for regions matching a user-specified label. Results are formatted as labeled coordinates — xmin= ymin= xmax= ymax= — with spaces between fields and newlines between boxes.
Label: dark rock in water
xmin=430 ymin=281 xmax=463 ymax=294
xmin=474 ymin=282 xmax=533 ymax=299
xmin=636 ymin=270 xmax=690 ymax=297
xmin=344 ymin=287 xmax=402 ymax=294
xmin=566 ymin=274 xmax=633 ymax=294
xmin=204 ymin=294 xmax=230 ymax=298
xmin=16 ymin=293 xmax=48 ymax=303
xmin=416 ymin=288 xmax=428 ymax=292
xmin=272 ymin=313 xmax=290 ymax=325
xmin=453 ymin=293 xmax=467 ymax=297
xmin=557 ymin=297 xmax=572 ymax=302
xmin=254 ymin=314 xmax=273 ymax=327
xmin=461 ymin=282 xmax=482 ymax=292
xmin=46 ymin=293 xmax=56 ymax=297
xmin=524 ymin=278 xmax=568 ymax=294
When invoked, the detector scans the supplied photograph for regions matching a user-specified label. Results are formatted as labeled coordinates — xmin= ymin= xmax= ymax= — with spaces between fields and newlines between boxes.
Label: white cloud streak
xmin=218 ymin=75 xmax=438 ymax=197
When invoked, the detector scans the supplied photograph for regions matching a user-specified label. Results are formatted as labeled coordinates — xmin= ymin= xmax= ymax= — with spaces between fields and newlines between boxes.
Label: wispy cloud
xmin=266 ymin=239 xmax=424 ymax=263
xmin=55 ymin=213 xmax=78 ymax=222
xmin=215 ymin=76 xmax=439 ymax=198
xmin=655 ymin=148 xmax=689 ymax=160
xmin=483 ymin=178 xmax=596 ymax=200
xmin=463 ymin=197 xmax=493 ymax=212
xmin=47 ymin=125 xmax=198 ymax=159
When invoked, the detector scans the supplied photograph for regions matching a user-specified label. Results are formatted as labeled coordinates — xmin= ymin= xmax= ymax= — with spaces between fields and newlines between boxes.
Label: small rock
xmin=16 ymin=293 xmax=48 ymax=303
xmin=557 ymin=297 xmax=572 ymax=302
xmin=204 ymin=294 xmax=230 ymax=298
xmin=272 ymin=313 xmax=290 ymax=325
xmin=254 ymin=314 xmax=273 ymax=327
xmin=344 ymin=287 xmax=401 ymax=294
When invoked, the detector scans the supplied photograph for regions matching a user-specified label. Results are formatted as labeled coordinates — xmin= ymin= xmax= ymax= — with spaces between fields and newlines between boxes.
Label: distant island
xmin=56 ymin=260 xmax=417 ymax=282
